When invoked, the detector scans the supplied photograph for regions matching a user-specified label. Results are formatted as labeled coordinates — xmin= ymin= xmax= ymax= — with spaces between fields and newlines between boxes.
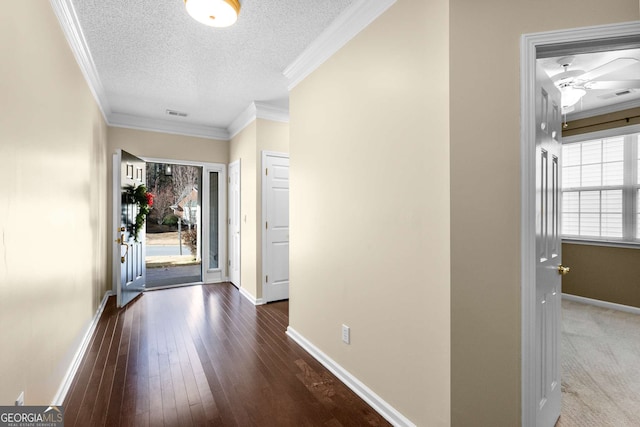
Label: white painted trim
xmin=228 ymin=103 xmax=257 ymax=139
xmin=562 ymin=293 xmax=640 ymax=315
xmin=112 ymin=152 xmax=122 ymax=303
xmin=109 ymin=113 xmax=229 ymax=141
xmin=255 ymin=102 xmax=290 ymax=123
xmin=239 ymin=287 xmax=265 ymax=305
xmin=286 ymin=327 xmax=415 ymax=427
xmin=49 ymin=0 xmax=110 ymax=121
xmin=228 ymin=102 xmax=290 ymax=139
xmin=52 ymin=290 xmax=115 ymax=405
xmin=283 ymin=0 xmax=396 ymax=91
xmin=562 ymin=238 xmax=640 ymax=249
xmin=261 ymin=151 xmax=289 ymax=304
xmin=228 ymin=160 xmax=241 ymax=288
xmin=520 ymin=20 xmax=640 ymax=427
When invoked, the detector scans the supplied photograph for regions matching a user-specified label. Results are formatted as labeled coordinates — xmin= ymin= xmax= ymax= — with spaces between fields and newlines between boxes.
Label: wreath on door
xmin=124 ymin=184 xmax=154 ymax=242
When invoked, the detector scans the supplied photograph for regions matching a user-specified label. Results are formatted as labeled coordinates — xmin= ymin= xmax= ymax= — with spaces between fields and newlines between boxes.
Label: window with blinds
xmin=561 ymin=133 xmax=639 ymax=243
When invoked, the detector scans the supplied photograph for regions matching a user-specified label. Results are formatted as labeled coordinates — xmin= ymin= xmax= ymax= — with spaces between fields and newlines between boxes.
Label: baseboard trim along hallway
xmin=239 ymin=286 xmax=265 ymax=305
xmin=52 ymin=290 xmax=115 ymax=405
xmin=286 ymin=326 xmax=416 ymax=427
xmin=562 ymin=293 xmax=640 ymax=316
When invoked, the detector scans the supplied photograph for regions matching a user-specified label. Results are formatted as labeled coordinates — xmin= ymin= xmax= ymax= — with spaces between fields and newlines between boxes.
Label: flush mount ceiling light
xmin=184 ymin=0 xmax=241 ymax=28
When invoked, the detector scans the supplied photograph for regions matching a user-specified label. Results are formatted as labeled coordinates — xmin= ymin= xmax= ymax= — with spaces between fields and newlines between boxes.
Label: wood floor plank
xmin=63 ymin=283 xmax=391 ymax=427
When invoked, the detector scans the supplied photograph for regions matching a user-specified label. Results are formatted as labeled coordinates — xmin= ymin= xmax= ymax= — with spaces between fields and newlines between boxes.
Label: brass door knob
xmin=558 ymin=265 xmax=570 ymax=275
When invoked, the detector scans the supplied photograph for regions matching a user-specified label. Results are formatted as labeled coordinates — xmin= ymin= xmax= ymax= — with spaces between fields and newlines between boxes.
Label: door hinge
xmin=228 ymin=176 xmax=231 ymax=183
xmin=265 ymin=168 xmax=268 ymax=176
xmin=266 ymin=275 xmax=269 ymax=283
xmin=265 ymin=221 xmax=268 ymax=229
xmin=228 ymin=218 xmax=231 ymax=225
xmin=228 ymin=260 xmax=231 ymax=266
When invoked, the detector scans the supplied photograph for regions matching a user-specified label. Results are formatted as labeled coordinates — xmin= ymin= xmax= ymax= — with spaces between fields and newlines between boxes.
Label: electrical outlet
xmin=15 ymin=391 xmax=24 ymax=406
xmin=341 ymin=324 xmax=350 ymax=344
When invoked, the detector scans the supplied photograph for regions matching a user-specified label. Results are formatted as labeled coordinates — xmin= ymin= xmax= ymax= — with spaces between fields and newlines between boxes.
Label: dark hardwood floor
xmin=63 ymin=283 xmax=390 ymax=426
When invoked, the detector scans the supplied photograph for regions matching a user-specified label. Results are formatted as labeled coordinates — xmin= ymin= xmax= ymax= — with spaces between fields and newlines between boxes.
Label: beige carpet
xmin=557 ymin=299 xmax=640 ymax=426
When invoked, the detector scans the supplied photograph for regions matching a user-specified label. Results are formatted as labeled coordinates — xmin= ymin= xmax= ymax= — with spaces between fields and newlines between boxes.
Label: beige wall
xmin=563 ymin=243 xmax=640 ymax=308
xmin=289 ymin=1 xmax=450 ymax=425
xmin=229 ymin=119 xmax=289 ymax=300
xmin=450 ymin=1 xmax=639 ymax=426
xmin=0 ymin=1 xmax=108 ymax=404
xmin=106 ymin=126 xmax=229 ymax=286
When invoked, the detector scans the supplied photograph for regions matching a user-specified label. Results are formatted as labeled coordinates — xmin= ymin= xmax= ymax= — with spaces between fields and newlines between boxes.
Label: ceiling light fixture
xmin=559 ymin=83 xmax=586 ymax=110
xmin=184 ymin=0 xmax=241 ymax=28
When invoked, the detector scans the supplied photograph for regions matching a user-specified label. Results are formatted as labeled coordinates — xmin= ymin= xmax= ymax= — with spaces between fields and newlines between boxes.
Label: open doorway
xmin=145 ymin=162 xmax=202 ymax=288
xmin=521 ymin=21 xmax=640 ymax=427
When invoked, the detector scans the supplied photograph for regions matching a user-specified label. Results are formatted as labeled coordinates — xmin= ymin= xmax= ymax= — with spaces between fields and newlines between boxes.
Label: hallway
xmin=63 ymin=283 xmax=388 ymax=426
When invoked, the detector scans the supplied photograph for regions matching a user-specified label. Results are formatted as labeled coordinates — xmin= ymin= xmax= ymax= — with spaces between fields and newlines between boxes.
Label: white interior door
xmin=535 ymin=63 xmax=563 ymax=427
xmin=262 ymin=152 xmax=289 ymax=303
xmin=113 ymin=149 xmax=146 ymax=307
xmin=228 ymin=160 xmax=241 ymax=287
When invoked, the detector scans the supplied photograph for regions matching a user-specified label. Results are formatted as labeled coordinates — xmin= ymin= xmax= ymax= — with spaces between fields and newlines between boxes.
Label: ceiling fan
xmin=552 ymin=55 xmax=640 ymax=113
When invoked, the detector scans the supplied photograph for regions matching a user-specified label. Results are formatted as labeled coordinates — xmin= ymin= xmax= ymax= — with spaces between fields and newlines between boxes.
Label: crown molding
xmin=49 ymin=0 xmax=111 ymax=120
xmin=255 ymin=101 xmax=290 ymax=123
xmin=567 ymin=98 xmax=640 ymax=121
xmin=109 ymin=113 xmax=230 ymax=140
xmin=228 ymin=101 xmax=290 ymax=139
xmin=283 ymin=0 xmax=396 ymax=91
xmin=228 ymin=102 xmax=257 ymax=139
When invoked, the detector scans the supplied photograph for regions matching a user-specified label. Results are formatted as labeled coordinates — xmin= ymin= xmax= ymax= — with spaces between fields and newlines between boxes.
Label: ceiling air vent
xmin=166 ymin=109 xmax=188 ymax=117
xmin=615 ymin=90 xmax=632 ymax=97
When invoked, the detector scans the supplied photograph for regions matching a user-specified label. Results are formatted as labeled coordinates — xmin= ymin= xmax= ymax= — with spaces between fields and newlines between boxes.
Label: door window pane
xmin=209 ymin=172 xmax=219 ymax=269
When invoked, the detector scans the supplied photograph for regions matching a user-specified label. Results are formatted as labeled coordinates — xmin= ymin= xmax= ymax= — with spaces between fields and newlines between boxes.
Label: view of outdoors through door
xmin=145 ymin=162 xmax=202 ymax=288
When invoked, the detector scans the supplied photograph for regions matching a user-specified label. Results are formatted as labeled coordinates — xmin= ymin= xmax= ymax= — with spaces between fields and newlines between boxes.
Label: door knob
xmin=558 ymin=265 xmax=570 ymax=275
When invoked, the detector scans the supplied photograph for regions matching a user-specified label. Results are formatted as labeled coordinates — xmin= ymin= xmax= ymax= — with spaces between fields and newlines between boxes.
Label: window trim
xmin=561 ymin=127 xmax=640 ymax=244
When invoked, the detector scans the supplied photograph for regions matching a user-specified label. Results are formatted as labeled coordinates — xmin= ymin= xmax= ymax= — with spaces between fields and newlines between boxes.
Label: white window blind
xmin=561 ymin=133 xmax=639 ymax=243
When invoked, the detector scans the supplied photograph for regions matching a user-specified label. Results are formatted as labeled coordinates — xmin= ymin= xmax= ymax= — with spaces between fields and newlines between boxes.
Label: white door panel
xmin=114 ymin=149 xmax=145 ymax=308
xmin=229 ymin=160 xmax=241 ymax=287
xmin=535 ymin=64 xmax=562 ymax=427
xmin=263 ymin=153 xmax=289 ymax=303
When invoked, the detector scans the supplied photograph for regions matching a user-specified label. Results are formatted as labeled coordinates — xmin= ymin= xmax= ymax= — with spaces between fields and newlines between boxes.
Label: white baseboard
xmin=562 ymin=293 xmax=640 ymax=316
xmin=286 ymin=327 xmax=415 ymax=427
xmin=51 ymin=290 xmax=114 ymax=405
xmin=239 ymin=287 xmax=265 ymax=305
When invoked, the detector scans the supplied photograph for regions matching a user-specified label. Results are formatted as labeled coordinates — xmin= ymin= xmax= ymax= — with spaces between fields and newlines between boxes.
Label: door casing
xmin=520 ymin=20 xmax=640 ymax=427
xmin=112 ymin=156 xmax=228 ymax=292
xmin=229 ymin=159 xmax=241 ymax=288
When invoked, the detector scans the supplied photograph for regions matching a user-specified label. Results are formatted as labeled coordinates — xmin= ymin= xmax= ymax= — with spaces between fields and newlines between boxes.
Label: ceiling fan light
xmin=185 ymin=0 xmax=240 ymax=28
xmin=560 ymin=86 xmax=586 ymax=108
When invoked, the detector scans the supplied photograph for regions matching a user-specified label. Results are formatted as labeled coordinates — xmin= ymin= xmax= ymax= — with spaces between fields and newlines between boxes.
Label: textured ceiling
xmin=539 ymin=48 xmax=640 ymax=119
xmin=71 ymin=0 xmax=354 ymax=131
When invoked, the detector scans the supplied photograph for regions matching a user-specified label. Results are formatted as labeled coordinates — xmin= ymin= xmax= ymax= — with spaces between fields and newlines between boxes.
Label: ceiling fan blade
xmin=578 ymin=57 xmax=638 ymax=82
xmin=597 ymin=92 xmax=629 ymax=100
xmin=586 ymin=80 xmax=640 ymax=90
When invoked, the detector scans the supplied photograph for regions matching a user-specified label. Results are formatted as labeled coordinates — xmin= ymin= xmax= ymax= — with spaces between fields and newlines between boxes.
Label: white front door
xmin=535 ymin=63 xmax=563 ymax=427
xmin=228 ymin=160 xmax=241 ymax=287
xmin=263 ymin=152 xmax=289 ymax=303
xmin=114 ymin=150 xmax=146 ymax=307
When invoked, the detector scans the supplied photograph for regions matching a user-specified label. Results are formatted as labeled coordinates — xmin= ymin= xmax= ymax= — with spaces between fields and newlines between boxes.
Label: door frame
xmin=132 ymin=156 xmax=227 ymax=285
xmin=520 ymin=20 xmax=640 ymax=427
xmin=228 ymin=159 xmax=241 ymax=288
xmin=261 ymin=151 xmax=290 ymax=303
